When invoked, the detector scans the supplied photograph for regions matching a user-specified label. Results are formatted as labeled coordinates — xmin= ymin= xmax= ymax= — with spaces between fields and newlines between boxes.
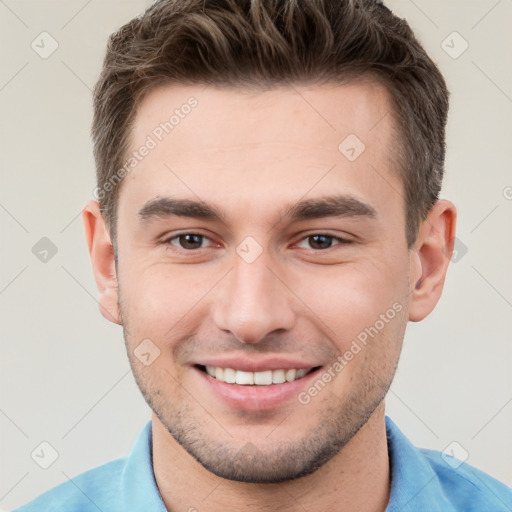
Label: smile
xmin=198 ymin=365 xmax=319 ymax=385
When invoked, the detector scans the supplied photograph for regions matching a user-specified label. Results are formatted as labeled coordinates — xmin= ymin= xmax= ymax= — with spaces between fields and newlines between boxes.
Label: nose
xmin=212 ymin=249 xmax=296 ymax=344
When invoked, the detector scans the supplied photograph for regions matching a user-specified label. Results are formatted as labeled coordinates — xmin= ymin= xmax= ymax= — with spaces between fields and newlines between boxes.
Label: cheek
xmin=121 ymin=263 xmax=204 ymax=319
xmin=119 ymin=263 xmax=217 ymax=356
xmin=293 ymin=261 xmax=405 ymax=342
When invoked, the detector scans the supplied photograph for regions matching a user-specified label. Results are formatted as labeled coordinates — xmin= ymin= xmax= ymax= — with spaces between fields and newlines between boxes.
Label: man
xmin=14 ymin=0 xmax=511 ymax=511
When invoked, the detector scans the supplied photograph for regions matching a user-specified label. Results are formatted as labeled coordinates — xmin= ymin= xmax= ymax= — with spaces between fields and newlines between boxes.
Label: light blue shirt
xmin=13 ymin=416 xmax=512 ymax=511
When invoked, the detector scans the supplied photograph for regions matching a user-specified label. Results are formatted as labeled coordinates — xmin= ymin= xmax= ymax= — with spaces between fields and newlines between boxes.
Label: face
xmin=115 ymin=82 xmax=412 ymax=483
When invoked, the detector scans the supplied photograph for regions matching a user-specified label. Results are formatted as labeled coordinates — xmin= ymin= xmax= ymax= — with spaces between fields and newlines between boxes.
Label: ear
xmin=408 ymin=199 xmax=457 ymax=322
xmin=82 ymin=200 xmax=122 ymax=325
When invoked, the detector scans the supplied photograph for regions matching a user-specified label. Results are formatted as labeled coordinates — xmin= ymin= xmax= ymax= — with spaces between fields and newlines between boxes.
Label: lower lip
xmin=193 ymin=366 xmax=322 ymax=411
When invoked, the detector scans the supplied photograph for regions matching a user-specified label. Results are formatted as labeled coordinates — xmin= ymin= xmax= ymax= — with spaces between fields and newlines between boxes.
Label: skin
xmin=83 ymin=81 xmax=456 ymax=512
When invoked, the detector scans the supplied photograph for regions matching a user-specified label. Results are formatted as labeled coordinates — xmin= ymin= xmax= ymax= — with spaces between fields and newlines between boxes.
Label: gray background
xmin=1 ymin=0 xmax=511 ymax=509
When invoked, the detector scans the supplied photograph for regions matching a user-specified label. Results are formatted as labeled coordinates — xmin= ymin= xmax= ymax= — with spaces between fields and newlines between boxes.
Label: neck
xmin=152 ymin=403 xmax=390 ymax=512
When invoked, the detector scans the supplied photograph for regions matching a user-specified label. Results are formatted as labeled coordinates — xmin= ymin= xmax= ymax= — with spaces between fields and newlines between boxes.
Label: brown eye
xmin=308 ymin=235 xmax=335 ymax=250
xmin=177 ymin=234 xmax=204 ymax=250
xmin=297 ymin=234 xmax=350 ymax=251
xmin=164 ymin=233 xmax=211 ymax=250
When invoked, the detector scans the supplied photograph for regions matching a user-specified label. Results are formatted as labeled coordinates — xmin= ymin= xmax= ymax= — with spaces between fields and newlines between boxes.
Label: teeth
xmin=223 ymin=368 xmax=236 ymax=383
xmin=235 ymin=370 xmax=254 ymax=385
xmin=272 ymin=369 xmax=286 ymax=384
xmin=254 ymin=370 xmax=272 ymax=385
xmin=285 ymin=369 xmax=296 ymax=382
xmin=204 ymin=366 xmax=314 ymax=385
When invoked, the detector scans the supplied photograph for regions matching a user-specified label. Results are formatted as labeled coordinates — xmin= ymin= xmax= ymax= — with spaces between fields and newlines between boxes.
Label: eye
xmin=163 ymin=233 xmax=215 ymax=251
xmin=161 ymin=232 xmax=352 ymax=253
xmin=296 ymin=234 xmax=351 ymax=251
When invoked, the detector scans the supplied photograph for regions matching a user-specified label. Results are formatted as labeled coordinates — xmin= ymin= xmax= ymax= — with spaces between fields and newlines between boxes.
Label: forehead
xmin=131 ymin=80 xmax=394 ymax=153
xmin=120 ymin=81 xmax=402 ymax=230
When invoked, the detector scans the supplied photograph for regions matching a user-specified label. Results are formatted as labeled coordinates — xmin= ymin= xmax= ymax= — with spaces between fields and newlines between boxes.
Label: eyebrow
xmin=137 ymin=194 xmax=377 ymax=226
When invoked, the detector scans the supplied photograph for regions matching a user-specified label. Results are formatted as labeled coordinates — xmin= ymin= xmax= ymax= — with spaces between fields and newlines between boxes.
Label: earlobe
xmin=82 ymin=200 xmax=122 ymax=325
xmin=408 ymin=199 xmax=457 ymax=322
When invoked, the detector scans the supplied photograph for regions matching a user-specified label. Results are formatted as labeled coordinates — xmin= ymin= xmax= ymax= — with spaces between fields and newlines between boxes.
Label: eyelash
xmin=161 ymin=232 xmax=352 ymax=252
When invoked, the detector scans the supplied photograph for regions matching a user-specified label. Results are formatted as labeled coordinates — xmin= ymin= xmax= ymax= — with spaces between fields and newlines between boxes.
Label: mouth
xmin=195 ymin=364 xmax=321 ymax=385
xmin=191 ymin=355 xmax=326 ymax=411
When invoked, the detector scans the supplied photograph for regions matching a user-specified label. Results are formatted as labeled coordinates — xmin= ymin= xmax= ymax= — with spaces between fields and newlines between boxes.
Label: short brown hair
xmin=92 ymin=0 xmax=449 ymax=250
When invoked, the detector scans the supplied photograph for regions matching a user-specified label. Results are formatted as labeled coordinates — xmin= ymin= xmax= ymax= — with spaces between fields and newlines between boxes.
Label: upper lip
xmin=194 ymin=356 xmax=322 ymax=373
